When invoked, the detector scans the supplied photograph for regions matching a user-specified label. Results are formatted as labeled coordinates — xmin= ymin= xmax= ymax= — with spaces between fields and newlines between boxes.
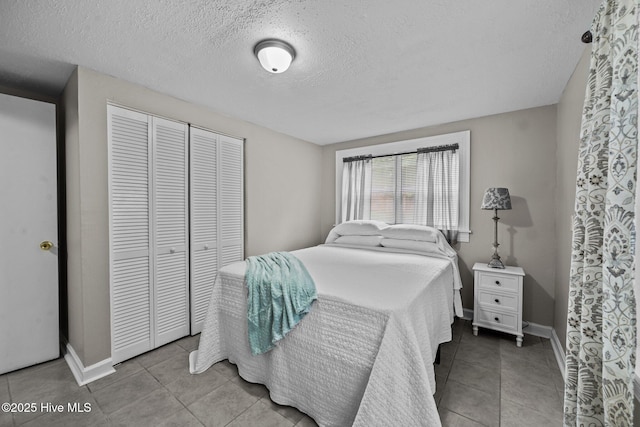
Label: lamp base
xmin=488 ymin=209 xmax=506 ymax=269
xmin=488 ymin=256 xmax=505 ymax=269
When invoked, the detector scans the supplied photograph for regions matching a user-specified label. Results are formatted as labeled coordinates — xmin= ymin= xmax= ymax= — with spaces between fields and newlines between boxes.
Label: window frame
xmin=335 ymin=130 xmax=471 ymax=242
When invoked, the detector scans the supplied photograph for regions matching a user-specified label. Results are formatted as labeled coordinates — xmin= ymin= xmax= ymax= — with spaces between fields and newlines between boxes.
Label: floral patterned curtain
xmin=564 ymin=1 xmax=638 ymax=426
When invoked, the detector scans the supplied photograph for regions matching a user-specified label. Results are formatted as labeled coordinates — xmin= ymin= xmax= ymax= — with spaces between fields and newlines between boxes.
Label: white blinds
xmin=370 ymin=156 xmax=394 ymax=223
xmin=400 ymin=154 xmax=417 ymax=224
xmin=370 ymin=153 xmax=418 ymax=224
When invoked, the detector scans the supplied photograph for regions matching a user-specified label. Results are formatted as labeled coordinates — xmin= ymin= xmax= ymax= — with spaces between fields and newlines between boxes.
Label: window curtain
xmin=564 ymin=1 xmax=638 ymax=426
xmin=341 ymin=156 xmax=372 ymax=222
xmin=414 ymin=146 xmax=459 ymax=243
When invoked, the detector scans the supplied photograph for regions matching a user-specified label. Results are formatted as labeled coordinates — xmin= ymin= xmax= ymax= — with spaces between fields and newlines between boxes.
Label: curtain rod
xmin=343 ymin=143 xmax=459 ymax=163
xmin=342 ymin=154 xmax=372 ymax=163
xmin=417 ymin=143 xmax=459 ymax=154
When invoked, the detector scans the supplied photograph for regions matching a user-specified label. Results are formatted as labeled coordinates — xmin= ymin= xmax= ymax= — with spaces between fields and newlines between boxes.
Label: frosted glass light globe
xmin=254 ymin=40 xmax=296 ymax=74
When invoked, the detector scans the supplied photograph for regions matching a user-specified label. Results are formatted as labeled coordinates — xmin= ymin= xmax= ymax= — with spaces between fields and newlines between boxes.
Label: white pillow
xmin=381 ymin=224 xmax=439 ymax=242
xmin=380 ymin=238 xmax=442 ymax=254
xmin=332 ymin=220 xmax=388 ymax=236
xmin=333 ymin=235 xmax=383 ymax=247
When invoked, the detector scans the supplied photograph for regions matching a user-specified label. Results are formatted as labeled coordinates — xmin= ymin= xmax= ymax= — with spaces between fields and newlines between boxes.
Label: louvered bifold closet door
xmin=219 ymin=135 xmax=244 ymax=267
xmin=152 ymin=117 xmax=190 ymax=347
xmin=108 ymin=106 xmax=152 ymax=364
xmin=189 ymin=128 xmax=218 ymax=333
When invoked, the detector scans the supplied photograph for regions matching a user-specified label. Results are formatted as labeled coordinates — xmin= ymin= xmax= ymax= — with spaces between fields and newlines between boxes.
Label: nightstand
xmin=472 ymin=262 xmax=525 ymax=347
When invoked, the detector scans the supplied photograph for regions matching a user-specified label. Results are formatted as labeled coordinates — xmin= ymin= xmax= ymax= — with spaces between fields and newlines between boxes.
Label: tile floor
xmin=437 ymin=319 xmax=565 ymax=426
xmin=0 ymin=318 xmax=564 ymax=426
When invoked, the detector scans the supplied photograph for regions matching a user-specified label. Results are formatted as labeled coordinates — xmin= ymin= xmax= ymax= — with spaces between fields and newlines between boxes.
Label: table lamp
xmin=481 ymin=187 xmax=512 ymax=269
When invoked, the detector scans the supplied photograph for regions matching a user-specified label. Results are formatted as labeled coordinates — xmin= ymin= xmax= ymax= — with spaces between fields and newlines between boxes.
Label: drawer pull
xmin=494 ymin=316 xmax=500 ymax=322
xmin=495 ymin=280 xmax=501 ymax=285
xmin=494 ymin=298 xmax=500 ymax=304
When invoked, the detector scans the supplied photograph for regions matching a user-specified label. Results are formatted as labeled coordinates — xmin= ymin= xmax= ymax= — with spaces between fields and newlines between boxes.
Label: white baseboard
xmin=463 ymin=308 xmax=551 ymax=338
xmin=63 ymin=342 xmax=115 ymax=386
xmin=547 ymin=328 xmax=640 ymax=403
xmin=550 ymin=328 xmax=566 ymax=381
xmin=522 ymin=321 xmax=552 ymax=339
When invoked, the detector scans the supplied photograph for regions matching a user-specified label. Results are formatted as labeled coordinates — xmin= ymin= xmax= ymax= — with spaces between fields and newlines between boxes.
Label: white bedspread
xmin=189 ymin=244 xmax=461 ymax=427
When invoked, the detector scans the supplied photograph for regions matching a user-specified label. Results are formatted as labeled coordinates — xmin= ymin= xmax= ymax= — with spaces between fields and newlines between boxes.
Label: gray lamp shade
xmin=481 ymin=188 xmax=512 ymax=210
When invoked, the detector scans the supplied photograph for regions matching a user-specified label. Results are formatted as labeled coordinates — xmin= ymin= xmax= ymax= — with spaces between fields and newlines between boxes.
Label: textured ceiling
xmin=0 ymin=0 xmax=600 ymax=145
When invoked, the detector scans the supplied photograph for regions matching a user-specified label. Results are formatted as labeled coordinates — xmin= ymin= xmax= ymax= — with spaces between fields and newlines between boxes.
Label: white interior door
xmin=190 ymin=127 xmax=219 ymax=333
xmin=219 ymin=135 xmax=244 ymax=267
xmin=0 ymin=93 xmax=58 ymax=374
xmin=152 ymin=116 xmax=189 ymax=347
xmin=108 ymin=106 xmax=152 ymax=364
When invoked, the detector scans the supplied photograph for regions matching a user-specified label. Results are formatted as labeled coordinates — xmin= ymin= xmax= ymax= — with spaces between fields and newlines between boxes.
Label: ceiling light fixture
xmin=254 ymin=39 xmax=296 ymax=74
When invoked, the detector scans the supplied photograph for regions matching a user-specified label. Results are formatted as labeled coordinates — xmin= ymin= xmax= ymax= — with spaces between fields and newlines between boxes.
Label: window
xmin=335 ymin=131 xmax=471 ymax=242
xmin=370 ymin=153 xmax=417 ymax=224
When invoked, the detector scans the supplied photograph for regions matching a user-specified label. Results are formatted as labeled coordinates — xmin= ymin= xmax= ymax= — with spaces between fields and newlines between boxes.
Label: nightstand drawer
xmin=477 ymin=272 xmax=519 ymax=292
xmin=476 ymin=308 xmax=518 ymax=331
xmin=478 ymin=290 xmax=518 ymax=311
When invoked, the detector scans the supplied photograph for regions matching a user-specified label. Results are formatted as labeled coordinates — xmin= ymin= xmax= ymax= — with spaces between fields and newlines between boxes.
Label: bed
xmin=190 ymin=221 xmax=463 ymax=427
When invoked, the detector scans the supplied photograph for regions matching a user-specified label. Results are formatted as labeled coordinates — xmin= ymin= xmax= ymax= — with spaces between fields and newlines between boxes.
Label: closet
xmin=108 ymin=105 xmax=243 ymax=364
xmin=189 ymin=127 xmax=244 ymax=333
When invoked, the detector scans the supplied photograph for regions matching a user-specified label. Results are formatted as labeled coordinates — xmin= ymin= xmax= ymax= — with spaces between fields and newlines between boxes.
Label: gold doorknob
xmin=40 ymin=241 xmax=53 ymax=251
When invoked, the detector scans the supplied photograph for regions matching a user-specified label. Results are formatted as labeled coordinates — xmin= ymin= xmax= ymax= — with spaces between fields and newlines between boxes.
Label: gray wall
xmin=61 ymin=70 xmax=84 ymax=361
xmin=321 ymin=105 xmax=558 ymax=327
xmin=0 ymin=84 xmax=57 ymax=104
xmin=63 ymin=66 xmax=323 ymax=366
xmin=553 ymin=47 xmax=591 ymax=351
xmin=60 ymin=45 xmax=597 ymax=368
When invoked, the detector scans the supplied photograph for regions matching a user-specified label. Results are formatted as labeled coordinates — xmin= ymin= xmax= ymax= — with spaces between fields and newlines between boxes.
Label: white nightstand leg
xmin=473 ymin=325 xmax=478 ymax=336
xmin=516 ymin=336 xmax=522 ymax=347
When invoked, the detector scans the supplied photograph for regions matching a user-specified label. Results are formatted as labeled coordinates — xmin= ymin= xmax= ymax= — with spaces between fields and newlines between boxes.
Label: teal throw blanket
xmin=246 ymin=252 xmax=317 ymax=355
